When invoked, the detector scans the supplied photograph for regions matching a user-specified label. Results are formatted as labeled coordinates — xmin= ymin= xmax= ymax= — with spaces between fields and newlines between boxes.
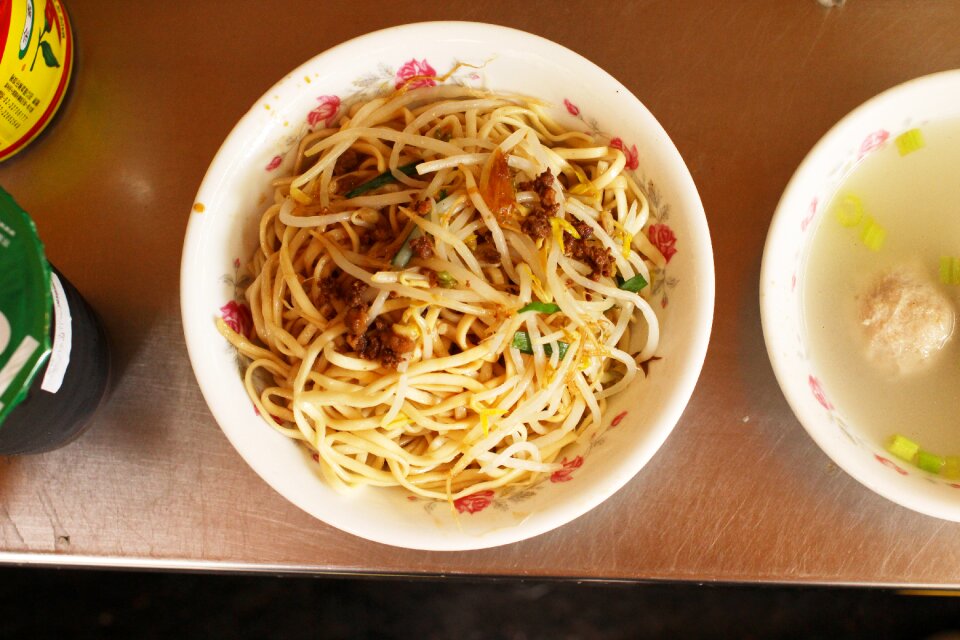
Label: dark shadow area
xmin=1 ymin=568 xmax=960 ymax=639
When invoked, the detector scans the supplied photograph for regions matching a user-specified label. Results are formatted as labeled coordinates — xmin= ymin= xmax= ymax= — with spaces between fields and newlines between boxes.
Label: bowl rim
xmin=760 ymin=68 xmax=960 ymax=522
xmin=181 ymin=20 xmax=715 ymax=549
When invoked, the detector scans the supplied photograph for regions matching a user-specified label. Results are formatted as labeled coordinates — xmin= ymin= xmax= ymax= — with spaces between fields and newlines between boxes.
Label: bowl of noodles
xmin=181 ymin=22 xmax=714 ymax=550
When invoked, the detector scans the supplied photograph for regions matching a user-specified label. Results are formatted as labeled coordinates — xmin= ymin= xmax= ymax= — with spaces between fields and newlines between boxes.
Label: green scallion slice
xmin=944 ymin=456 xmax=960 ymax=480
xmin=917 ymin=450 xmax=944 ymax=474
xmin=835 ymin=194 xmax=864 ymax=228
xmin=887 ymin=434 xmax=919 ymax=462
xmin=617 ymin=273 xmax=648 ymax=293
xmin=518 ymin=301 xmax=561 ymax=314
xmin=391 ymin=226 xmax=422 ymax=268
xmin=436 ymin=270 xmax=458 ymax=288
xmin=511 ymin=331 xmax=569 ymax=360
xmin=345 ymin=161 xmax=421 ymax=198
xmin=895 ymin=128 xmax=925 ymax=156
xmin=860 ymin=216 xmax=886 ymax=252
xmin=943 ymin=256 xmax=960 ymax=285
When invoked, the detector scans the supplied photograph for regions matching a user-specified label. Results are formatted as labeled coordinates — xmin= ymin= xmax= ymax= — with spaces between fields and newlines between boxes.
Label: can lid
xmin=0 ymin=187 xmax=52 ymax=424
xmin=0 ymin=0 xmax=75 ymax=162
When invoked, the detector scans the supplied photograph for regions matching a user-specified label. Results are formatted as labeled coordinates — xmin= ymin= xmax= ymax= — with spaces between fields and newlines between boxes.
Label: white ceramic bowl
xmin=761 ymin=70 xmax=960 ymax=521
xmin=181 ymin=22 xmax=714 ymax=549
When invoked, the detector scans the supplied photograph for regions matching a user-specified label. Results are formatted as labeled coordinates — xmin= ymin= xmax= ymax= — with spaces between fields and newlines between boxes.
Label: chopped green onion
xmin=942 ymin=256 xmax=960 ymax=285
xmin=887 ymin=434 xmax=919 ymax=462
xmin=944 ymin=456 xmax=960 ymax=480
xmin=860 ymin=215 xmax=886 ymax=251
xmin=438 ymin=189 xmax=448 ymax=201
xmin=835 ymin=194 xmax=864 ymax=228
xmin=511 ymin=331 xmax=534 ymax=353
xmin=391 ymin=226 xmax=422 ymax=268
xmin=345 ymin=161 xmax=421 ymax=198
xmin=436 ymin=270 xmax=458 ymax=288
xmin=518 ymin=301 xmax=561 ymax=314
xmin=885 ymin=436 xmax=960 ymax=476
xmin=617 ymin=273 xmax=648 ymax=293
xmin=917 ymin=450 xmax=944 ymax=474
xmin=511 ymin=331 xmax=569 ymax=360
xmin=895 ymin=128 xmax=925 ymax=156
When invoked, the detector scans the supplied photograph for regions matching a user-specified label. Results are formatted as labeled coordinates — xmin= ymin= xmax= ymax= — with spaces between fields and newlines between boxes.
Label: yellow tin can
xmin=0 ymin=0 xmax=72 ymax=162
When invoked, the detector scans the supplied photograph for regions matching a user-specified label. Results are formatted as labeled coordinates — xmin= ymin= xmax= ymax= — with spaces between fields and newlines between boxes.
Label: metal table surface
xmin=1 ymin=0 xmax=960 ymax=585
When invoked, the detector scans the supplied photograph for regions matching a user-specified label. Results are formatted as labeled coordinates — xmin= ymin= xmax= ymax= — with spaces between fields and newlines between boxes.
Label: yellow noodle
xmin=220 ymin=86 xmax=663 ymax=501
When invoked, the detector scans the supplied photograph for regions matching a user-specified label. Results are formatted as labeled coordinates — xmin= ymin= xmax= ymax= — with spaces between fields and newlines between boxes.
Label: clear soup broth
xmin=804 ymin=119 xmax=960 ymax=457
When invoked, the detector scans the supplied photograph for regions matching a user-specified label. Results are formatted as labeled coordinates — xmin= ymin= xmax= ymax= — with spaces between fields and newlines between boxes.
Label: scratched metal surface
xmin=1 ymin=0 xmax=960 ymax=584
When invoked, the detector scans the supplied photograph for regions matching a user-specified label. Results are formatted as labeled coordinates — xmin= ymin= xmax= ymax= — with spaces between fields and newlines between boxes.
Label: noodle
xmin=218 ymin=84 xmax=662 ymax=502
